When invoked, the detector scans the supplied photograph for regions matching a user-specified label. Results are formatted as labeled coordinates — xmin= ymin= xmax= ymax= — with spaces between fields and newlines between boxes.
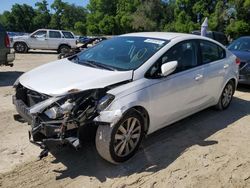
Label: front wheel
xmin=215 ymin=80 xmax=235 ymax=110
xmin=96 ymin=109 xmax=144 ymax=164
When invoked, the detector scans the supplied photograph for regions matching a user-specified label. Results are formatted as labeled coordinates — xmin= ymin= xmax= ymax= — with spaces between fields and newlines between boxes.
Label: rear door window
xmin=49 ymin=31 xmax=61 ymax=38
xmin=62 ymin=31 xmax=74 ymax=39
xmin=200 ymin=40 xmax=226 ymax=64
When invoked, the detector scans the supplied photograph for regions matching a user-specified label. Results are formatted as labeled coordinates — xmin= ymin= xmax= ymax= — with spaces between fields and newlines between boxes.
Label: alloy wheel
xmin=16 ymin=43 xmax=25 ymax=52
xmin=113 ymin=117 xmax=142 ymax=157
xmin=222 ymin=83 xmax=233 ymax=107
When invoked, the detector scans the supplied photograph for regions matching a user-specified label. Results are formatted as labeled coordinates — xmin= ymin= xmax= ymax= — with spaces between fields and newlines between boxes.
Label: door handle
xmin=224 ymin=64 xmax=229 ymax=69
xmin=195 ymin=74 xmax=203 ymax=81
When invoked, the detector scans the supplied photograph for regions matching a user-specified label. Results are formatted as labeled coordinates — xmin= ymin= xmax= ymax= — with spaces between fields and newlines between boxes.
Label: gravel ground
xmin=0 ymin=52 xmax=250 ymax=188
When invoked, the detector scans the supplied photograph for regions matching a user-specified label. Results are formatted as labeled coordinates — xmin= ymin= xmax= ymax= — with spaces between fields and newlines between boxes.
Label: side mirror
xmin=161 ymin=61 xmax=178 ymax=77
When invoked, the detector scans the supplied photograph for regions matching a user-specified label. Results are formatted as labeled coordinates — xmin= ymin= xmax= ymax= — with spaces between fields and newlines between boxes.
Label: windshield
xmin=228 ymin=37 xmax=250 ymax=52
xmin=74 ymin=36 xmax=168 ymax=71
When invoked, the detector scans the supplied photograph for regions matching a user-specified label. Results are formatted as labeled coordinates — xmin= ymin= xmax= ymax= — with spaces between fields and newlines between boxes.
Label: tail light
xmin=5 ymin=34 xmax=10 ymax=48
xmin=235 ymin=58 xmax=241 ymax=65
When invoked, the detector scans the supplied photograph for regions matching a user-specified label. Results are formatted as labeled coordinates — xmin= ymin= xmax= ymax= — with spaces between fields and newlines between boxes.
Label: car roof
xmin=38 ymin=29 xmax=72 ymax=33
xmin=121 ymin=32 xmax=207 ymax=40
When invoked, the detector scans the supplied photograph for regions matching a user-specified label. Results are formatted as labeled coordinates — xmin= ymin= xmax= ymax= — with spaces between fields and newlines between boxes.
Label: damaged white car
xmin=13 ymin=32 xmax=239 ymax=164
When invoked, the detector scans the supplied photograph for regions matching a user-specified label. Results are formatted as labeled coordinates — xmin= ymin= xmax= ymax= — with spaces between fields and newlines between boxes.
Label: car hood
xmin=230 ymin=50 xmax=250 ymax=62
xmin=19 ymin=59 xmax=133 ymax=96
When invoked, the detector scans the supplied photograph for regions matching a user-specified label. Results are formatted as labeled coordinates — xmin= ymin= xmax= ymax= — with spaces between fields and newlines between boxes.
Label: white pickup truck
xmin=12 ymin=29 xmax=77 ymax=53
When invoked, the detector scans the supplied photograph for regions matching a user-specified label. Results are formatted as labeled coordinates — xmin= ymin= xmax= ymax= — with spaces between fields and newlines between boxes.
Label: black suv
xmin=0 ymin=23 xmax=15 ymax=66
xmin=191 ymin=30 xmax=229 ymax=46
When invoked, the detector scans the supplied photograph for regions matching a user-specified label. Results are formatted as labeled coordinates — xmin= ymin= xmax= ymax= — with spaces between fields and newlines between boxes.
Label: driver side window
xmin=32 ymin=30 xmax=47 ymax=38
xmin=146 ymin=40 xmax=198 ymax=78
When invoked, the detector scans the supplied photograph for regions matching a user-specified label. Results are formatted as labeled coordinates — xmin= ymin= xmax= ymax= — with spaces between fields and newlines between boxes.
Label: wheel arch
xmin=224 ymin=77 xmax=237 ymax=94
xmin=125 ymin=106 xmax=150 ymax=135
xmin=58 ymin=43 xmax=71 ymax=49
xmin=13 ymin=41 xmax=29 ymax=48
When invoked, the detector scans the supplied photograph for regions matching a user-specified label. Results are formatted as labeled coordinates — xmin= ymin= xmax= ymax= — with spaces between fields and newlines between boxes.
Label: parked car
xmin=228 ymin=36 xmax=250 ymax=85
xmin=78 ymin=36 xmax=90 ymax=43
xmin=58 ymin=37 xmax=107 ymax=59
xmin=0 ymin=23 xmax=15 ymax=66
xmin=12 ymin=29 xmax=77 ymax=53
xmin=13 ymin=32 xmax=238 ymax=163
xmin=191 ymin=30 xmax=229 ymax=46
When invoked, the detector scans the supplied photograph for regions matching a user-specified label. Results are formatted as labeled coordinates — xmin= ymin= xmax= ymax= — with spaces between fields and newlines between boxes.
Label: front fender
xmin=94 ymin=92 xmax=150 ymax=126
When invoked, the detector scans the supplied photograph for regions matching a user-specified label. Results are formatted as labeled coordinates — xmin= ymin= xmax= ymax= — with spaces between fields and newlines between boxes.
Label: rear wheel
xmin=58 ymin=45 xmax=70 ymax=54
xmin=96 ymin=109 xmax=144 ymax=164
xmin=215 ymin=80 xmax=235 ymax=110
xmin=14 ymin=42 xmax=28 ymax=53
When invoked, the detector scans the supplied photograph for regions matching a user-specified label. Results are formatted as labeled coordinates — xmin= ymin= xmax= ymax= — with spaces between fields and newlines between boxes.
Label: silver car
xmin=12 ymin=29 xmax=77 ymax=53
xmin=13 ymin=32 xmax=239 ymax=164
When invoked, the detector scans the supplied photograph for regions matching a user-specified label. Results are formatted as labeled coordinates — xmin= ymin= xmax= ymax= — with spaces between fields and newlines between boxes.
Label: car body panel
xmin=18 ymin=58 xmax=133 ymax=96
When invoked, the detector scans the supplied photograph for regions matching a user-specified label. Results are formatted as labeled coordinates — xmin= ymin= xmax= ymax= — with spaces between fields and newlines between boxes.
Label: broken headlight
xmin=44 ymin=99 xmax=75 ymax=119
xmin=97 ymin=94 xmax=115 ymax=111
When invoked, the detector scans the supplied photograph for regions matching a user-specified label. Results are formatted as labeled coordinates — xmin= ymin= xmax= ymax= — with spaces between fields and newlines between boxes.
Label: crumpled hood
xmin=230 ymin=50 xmax=250 ymax=62
xmin=19 ymin=58 xmax=133 ymax=96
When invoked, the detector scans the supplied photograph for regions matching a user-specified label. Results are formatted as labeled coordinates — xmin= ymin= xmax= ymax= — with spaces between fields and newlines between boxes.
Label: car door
xmin=28 ymin=30 xmax=48 ymax=49
xmin=145 ymin=40 xmax=207 ymax=132
xmin=199 ymin=40 xmax=228 ymax=103
xmin=47 ymin=31 xmax=62 ymax=50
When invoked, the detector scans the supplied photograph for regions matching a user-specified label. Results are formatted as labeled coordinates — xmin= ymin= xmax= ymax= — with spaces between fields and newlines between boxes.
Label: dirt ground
xmin=0 ymin=51 xmax=250 ymax=188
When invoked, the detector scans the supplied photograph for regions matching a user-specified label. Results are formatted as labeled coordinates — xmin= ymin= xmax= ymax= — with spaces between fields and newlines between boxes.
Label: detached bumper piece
xmin=13 ymin=95 xmax=81 ymax=159
xmin=29 ymin=123 xmax=81 ymax=159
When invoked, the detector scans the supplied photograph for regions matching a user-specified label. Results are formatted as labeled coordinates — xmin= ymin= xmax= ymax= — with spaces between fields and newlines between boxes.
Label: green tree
xmin=115 ymin=0 xmax=140 ymax=33
xmin=226 ymin=20 xmax=250 ymax=38
xmin=50 ymin=0 xmax=67 ymax=29
xmin=86 ymin=0 xmax=118 ymax=35
xmin=4 ymin=4 xmax=36 ymax=32
xmin=33 ymin=0 xmax=51 ymax=29
xmin=131 ymin=0 xmax=164 ymax=31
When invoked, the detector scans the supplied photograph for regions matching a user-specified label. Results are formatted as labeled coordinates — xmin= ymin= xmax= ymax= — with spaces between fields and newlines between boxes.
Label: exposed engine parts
xmin=13 ymin=84 xmax=114 ymax=159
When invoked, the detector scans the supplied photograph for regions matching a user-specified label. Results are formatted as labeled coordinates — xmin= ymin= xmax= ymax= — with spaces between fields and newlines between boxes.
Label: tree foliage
xmin=0 ymin=0 xmax=249 ymax=38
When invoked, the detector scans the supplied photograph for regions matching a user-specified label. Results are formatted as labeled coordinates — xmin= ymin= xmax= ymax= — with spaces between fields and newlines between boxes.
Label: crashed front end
xmin=13 ymin=83 xmax=114 ymax=156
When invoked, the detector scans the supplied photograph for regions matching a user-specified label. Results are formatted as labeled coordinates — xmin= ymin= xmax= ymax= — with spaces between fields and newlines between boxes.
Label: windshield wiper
xmin=92 ymin=62 xmax=117 ymax=71
xmin=81 ymin=60 xmax=116 ymax=71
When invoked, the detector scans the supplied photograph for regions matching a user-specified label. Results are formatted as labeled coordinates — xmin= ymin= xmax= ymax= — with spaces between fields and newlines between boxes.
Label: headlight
xmin=97 ymin=94 xmax=115 ymax=111
xmin=44 ymin=99 xmax=75 ymax=119
xmin=44 ymin=106 xmax=62 ymax=119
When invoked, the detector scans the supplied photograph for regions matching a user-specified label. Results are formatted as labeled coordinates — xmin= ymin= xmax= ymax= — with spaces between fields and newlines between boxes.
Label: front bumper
xmin=13 ymin=94 xmax=98 ymax=150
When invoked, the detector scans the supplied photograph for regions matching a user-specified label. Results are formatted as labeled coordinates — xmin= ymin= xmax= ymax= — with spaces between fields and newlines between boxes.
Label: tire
xmin=58 ymin=45 xmax=70 ymax=54
xmin=14 ymin=42 xmax=28 ymax=53
xmin=96 ymin=109 xmax=145 ymax=164
xmin=215 ymin=80 xmax=235 ymax=110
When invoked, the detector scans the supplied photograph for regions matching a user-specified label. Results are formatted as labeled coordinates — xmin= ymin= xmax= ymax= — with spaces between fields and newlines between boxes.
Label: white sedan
xmin=13 ymin=32 xmax=239 ymax=163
